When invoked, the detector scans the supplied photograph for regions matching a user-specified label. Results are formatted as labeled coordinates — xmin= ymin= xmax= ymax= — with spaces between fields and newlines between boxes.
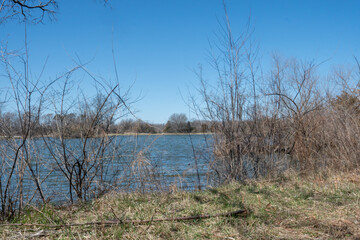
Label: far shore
xmin=107 ymin=132 xmax=214 ymax=136
xmin=0 ymin=132 xmax=214 ymax=140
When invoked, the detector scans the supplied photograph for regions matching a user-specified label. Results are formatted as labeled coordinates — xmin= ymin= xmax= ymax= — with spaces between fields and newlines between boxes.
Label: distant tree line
xmin=0 ymin=111 xmax=214 ymax=138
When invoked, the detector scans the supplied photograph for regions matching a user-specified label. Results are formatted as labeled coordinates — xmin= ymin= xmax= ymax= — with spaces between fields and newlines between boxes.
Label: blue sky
xmin=1 ymin=0 xmax=359 ymax=123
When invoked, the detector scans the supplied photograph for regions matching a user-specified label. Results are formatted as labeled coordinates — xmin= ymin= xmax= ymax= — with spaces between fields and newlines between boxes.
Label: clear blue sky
xmin=1 ymin=0 xmax=359 ymax=123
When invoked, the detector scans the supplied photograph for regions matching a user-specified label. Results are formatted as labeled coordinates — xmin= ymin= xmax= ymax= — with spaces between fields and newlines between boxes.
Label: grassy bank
xmin=1 ymin=170 xmax=359 ymax=239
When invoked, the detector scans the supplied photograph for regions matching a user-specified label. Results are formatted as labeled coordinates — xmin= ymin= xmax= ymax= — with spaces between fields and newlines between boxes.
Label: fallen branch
xmin=0 ymin=209 xmax=248 ymax=228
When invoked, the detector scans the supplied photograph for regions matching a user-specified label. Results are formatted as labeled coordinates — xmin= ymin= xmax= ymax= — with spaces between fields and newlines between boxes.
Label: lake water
xmin=0 ymin=134 xmax=214 ymax=204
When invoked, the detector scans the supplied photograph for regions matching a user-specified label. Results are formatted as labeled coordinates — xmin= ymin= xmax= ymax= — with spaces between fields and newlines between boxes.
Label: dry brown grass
xmin=0 ymin=170 xmax=359 ymax=239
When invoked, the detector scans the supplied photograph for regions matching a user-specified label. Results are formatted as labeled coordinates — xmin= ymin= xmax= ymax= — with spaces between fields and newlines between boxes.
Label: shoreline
xmin=107 ymin=132 xmax=214 ymax=136
xmin=0 ymin=132 xmax=214 ymax=140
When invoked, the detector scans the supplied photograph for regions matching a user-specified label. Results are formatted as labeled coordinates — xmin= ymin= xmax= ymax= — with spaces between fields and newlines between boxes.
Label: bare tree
xmin=0 ymin=0 xmax=57 ymax=23
xmin=164 ymin=113 xmax=192 ymax=133
xmin=192 ymin=1 xmax=264 ymax=182
xmin=38 ymin=65 xmax=134 ymax=202
xmin=0 ymin=39 xmax=53 ymax=219
xmin=323 ymin=60 xmax=360 ymax=169
xmin=266 ymin=55 xmax=326 ymax=172
xmin=0 ymin=0 xmax=110 ymax=24
xmin=192 ymin=2 xmax=326 ymax=181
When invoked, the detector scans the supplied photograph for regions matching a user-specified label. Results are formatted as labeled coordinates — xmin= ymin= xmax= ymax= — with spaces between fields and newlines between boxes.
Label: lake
xmin=0 ymin=134 xmax=214 ymax=204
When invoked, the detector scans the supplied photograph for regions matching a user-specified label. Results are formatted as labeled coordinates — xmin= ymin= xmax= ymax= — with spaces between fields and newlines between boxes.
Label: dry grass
xmin=0 ymin=170 xmax=359 ymax=239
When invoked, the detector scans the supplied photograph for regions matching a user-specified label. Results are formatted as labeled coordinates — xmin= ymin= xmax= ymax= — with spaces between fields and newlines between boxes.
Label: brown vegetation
xmin=191 ymin=3 xmax=360 ymax=184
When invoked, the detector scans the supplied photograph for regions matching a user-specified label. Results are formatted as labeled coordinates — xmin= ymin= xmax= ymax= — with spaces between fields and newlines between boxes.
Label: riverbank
xmin=0 ymin=132 xmax=214 ymax=140
xmin=1 ymin=170 xmax=359 ymax=239
xmin=107 ymin=132 xmax=214 ymax=136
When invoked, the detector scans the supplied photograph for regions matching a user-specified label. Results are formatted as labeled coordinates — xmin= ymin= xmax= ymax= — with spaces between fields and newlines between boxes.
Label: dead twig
xmin=0 ymin=209 xmax=248 ymax=228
